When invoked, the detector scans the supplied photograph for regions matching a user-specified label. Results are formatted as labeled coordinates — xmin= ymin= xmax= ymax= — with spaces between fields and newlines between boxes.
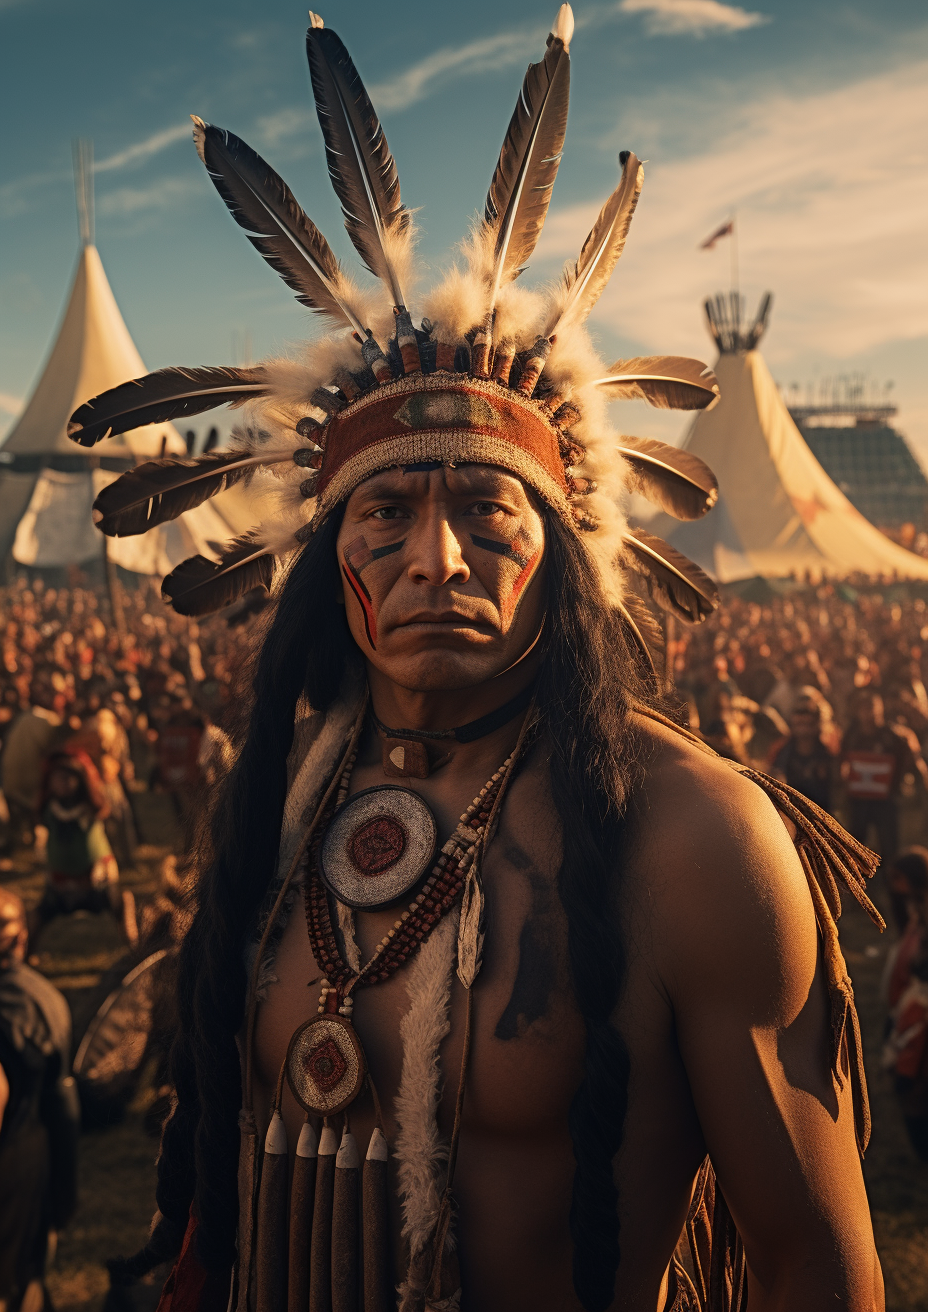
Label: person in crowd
xmin=882 ymin=848 xmax=928 ymax=1160
xmin=771 ymin=687 xmax=839 ymax=814
xmin=0 ymin=890 xmax=80 ymax=1312
xmin=30 ymin=750 xmax=137 ymax=949
xmin=841 ymin=689 xmax=928 ymax=866
xmin=0 ymin=689 xmax=65 ymax=848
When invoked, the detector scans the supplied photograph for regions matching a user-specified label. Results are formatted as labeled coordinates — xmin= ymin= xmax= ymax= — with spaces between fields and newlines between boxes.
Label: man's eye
xmin=471 ymin=502 xmax=500 ymax=516
xmin=372 ymin=507 xmax=404 ymax=520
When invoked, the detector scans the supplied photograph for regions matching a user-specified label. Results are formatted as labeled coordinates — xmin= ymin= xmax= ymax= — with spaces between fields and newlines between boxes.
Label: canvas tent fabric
xmin=1 ymin=244 xmax=253 ymax=571
xmin=649 ymin=349 xmax=928 ymax=583
xmin=2 ymin=245 xmax=183 ymax=460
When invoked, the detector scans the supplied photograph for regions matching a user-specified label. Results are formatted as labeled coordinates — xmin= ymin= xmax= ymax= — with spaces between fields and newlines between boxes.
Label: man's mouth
xmin=396 ymin=610 xmax=496 ymax=634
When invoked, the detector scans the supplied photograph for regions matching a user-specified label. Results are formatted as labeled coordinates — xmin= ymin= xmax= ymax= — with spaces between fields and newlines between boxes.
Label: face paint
xmin=342 ymin=535 xmax=404 ymax=649
xmin=470 ymin=529 xmax=542 ymax=626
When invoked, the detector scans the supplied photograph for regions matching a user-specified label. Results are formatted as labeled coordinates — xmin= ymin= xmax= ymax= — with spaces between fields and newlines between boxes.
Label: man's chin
xmin=371 ymin=647 xmax=510 ymax=693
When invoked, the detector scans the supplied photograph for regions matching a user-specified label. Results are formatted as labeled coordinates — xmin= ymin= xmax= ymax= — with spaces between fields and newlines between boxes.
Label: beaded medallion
xmin=285 ymin=1014 xmax=366 ymax=1116
xmin=319 ymin=785 xmax=437 ymax=909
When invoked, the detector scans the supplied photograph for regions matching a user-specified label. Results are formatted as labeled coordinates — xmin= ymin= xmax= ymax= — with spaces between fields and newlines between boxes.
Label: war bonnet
xmin=68 ymin=4 xmax=721 ymax=646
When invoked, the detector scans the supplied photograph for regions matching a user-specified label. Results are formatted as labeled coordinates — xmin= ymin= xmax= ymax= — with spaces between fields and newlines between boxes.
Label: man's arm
xmin=644 ymin=740 xmax=883 ymax=1311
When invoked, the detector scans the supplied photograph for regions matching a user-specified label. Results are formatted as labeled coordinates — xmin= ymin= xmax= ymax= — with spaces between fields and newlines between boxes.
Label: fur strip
xmin=394 ymin=909 xmax=461 ymax=1262
xmin=278 ymin=684 xmax=364 ymax=878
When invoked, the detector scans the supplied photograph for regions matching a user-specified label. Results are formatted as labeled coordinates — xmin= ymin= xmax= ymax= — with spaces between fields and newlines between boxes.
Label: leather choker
xmin=372 ymin=683 xmax=534 ymax=779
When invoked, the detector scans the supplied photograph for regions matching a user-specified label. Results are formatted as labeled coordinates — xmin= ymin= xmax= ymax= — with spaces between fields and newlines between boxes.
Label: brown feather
xmin=594 ymin=356 xmax=719 ymax=410
xmin=161 ymin=534 xmax=275 ymax=617
xmin=68 ymin=365 xmax=268 ymax=448
xmin=485 ymin=31 xmax=571 ymax=306
xmin=622 ymin=528 xmax=718 ymax=623
xmin=547 ymin=151 xmax=643 ymax=335
xmin=93 ymin=450 xmax=280 ymax=537
xmin=617 ymin=435 xmax=718 ymax=520
xmin=192 ymin=118 xmax=369 ymax=334
xmin=306 ymin=26 xmax=410 ymax=306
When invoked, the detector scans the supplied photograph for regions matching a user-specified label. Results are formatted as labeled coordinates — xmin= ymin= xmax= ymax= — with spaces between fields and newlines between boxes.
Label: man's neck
xmin=365 ymin=653 xmax=541 ymax=735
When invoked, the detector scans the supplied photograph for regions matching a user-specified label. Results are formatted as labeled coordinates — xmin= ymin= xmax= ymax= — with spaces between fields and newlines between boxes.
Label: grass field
xmin=3 ymin=802 xmax=928 ymax=1311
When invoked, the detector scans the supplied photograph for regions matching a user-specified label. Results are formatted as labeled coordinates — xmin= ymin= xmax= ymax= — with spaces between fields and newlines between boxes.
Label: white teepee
xmin=648 ymin=293 xmax=928 ymax=582
xmin=0 ymin=144 xmax=250 ymax=573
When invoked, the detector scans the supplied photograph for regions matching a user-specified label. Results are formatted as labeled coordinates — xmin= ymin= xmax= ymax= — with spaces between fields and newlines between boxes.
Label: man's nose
xmin=407 ymin=514 xmax=470 ymax=586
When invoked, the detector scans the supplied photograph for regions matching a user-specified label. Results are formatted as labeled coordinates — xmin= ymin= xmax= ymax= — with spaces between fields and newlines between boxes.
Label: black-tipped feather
xmin=68 ymin=366 xmax=268 ymax=448
xmin=617 ymin=435 xmax=718 ymax=520
xmin=192 ymin=118 xmax=367 ymax=334
xmin=485 ymin=31 xmax=570 ymax=305
xmin=93 ymin=450 xmax=277 ymax=537
xmin=547 ymin=151 xmax=643 ymax=335
xmin=161 ymin=534 xmax=275 ymax=617
xmin=622 ymin=528 xmax=718 ymax=623
xmin=594 ymin=357 xmax=720 ymax=411
xmin=306 ymin=27 xmax=410 ymax=306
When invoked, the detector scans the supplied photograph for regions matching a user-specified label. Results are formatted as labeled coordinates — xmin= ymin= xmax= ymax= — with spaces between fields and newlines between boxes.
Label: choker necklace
xmin=373 ymin=683 xmax=534 ymax=779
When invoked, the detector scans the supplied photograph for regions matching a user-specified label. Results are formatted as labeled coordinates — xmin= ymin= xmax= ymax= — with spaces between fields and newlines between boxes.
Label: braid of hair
xmin=538 ymin=514 xmax=649 ymax=1312
xmin=155 ymin=510 xmax=353 ymax=1272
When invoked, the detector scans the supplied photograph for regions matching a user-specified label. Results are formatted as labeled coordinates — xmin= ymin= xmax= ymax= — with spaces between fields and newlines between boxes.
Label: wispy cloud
xmin=617 ymin=0 xmax=768 ymax=37
xmin=96 ymin=176 xmax=200 ymax=219
xmin=254 ymin=108 xmax=313 ymax=150
xmin=368 ymin=22 xmax=545 ymax=112
xmin=1 ymin=123 xmax=193 ymax=220
xmin=95 ymin=123 xmax=191 ymax=173
xmin=536 ymin=58 xmax=928 ymax=367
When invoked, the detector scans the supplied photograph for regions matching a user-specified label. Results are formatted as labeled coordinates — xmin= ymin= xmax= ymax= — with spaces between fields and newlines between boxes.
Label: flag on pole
xmin=700 ymin=220 xmax=734 ymax=250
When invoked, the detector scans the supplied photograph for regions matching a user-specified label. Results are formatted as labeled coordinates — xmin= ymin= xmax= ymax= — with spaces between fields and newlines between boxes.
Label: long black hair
xmin=153 ymin=506 xmax=652 ymax=1312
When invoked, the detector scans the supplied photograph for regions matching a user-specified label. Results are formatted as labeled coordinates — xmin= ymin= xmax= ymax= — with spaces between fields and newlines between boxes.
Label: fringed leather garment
xmin=227 ymin=701 xmax=883 ymax=1312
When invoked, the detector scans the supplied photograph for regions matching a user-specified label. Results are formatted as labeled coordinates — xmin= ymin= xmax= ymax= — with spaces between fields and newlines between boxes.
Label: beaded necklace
xmin=286 ymin=748 xmax=514 ymax=1117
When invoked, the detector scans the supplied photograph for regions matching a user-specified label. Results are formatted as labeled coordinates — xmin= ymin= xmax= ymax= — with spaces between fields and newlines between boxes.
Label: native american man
xmin=71 ymin=8 xmax=884 ymax=1311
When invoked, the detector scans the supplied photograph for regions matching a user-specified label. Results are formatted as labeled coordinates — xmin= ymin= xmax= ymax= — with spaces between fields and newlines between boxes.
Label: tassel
xmin=470 ymin=315 xmax=492 ymax=380
xmin=363 ymin=1128 xmax=390 ymax=1312
xmin=236 ymin=1108 xmax=259 ymax=1312
xmin=289 ymin=1118 xmax=319 ymax=1312
xmin=332 ymin=1127 xmax=361 ymax=1312
xmin=394 ymin=309 xmax=422 ymax=375
xmin=490 ymin=339 xmax=516 ymax=385
xmin=256 ymin=1111 xmax=289 ymax=1312
xmin=517 ymin=336 xmax=551 ymax=395
xmin=310 ymin=1123 xmax=339 ymax=1312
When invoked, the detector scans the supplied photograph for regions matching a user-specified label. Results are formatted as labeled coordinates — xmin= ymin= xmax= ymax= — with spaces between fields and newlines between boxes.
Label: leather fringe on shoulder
xmin=636 ymin=708 xmax=884 ymax=1312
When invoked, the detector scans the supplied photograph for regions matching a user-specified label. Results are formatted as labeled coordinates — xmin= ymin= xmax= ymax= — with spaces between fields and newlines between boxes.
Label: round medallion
xmin=285 ymin=1014 xmax=366 ymax=1116
xmin=320 ymin=785 xmax=437 ymax=908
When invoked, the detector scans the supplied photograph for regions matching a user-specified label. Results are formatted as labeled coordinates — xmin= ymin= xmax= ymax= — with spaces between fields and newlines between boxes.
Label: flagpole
xmin=730 ymin=213 xmax=739 ymax=301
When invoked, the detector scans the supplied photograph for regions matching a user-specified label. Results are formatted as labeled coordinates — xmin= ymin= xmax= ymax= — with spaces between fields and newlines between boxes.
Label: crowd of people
xmin=5 ymin=575 xmax=928 ymax=1305
xmin=673 ymin=582 xmax=928 ymax=1162
xmin=0 ymin=576 xmax=254 ymax=1310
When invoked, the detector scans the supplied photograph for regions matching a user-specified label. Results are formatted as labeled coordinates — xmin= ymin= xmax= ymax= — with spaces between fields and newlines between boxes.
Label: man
xmin=0 ymin=686 xmax=65 ymax=848
xmin=771 ymin=689 xmax=838 ymax=814
xmin=0 ymin=891 xmax=79 ymax=1312
xmin=842 ymin=689 xmax=928 ymax=866
xmin=70 ymin=9 xmax=882 ymax=1310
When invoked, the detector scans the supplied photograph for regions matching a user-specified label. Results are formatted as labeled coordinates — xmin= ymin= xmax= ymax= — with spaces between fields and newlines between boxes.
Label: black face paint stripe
xmin=370 ymin=540 xmax=404 ymax=562
xmin=402 ymin=461 xmax=443 ymax=473
xmin=470 ymin=533 xmax=530 ymax=568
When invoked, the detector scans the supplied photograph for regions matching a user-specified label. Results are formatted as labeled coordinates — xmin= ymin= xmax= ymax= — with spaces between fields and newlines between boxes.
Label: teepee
xmin=648 ymin=293 xmax=928 ymax=582
xmin=0 ymin=143 xmax=248 ymax=574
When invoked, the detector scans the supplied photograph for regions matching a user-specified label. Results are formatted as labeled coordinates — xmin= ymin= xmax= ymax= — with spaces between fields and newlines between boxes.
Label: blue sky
xmin=2 ymin=0 xmax=926 ymax=452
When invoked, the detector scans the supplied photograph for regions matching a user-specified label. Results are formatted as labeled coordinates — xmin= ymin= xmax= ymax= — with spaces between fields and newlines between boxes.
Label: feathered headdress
xmin=68 ymin=4 xmax=720 ymax=654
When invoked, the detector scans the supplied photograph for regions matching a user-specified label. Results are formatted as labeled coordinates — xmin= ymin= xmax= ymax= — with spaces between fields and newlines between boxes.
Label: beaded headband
xmin=67 ymin=5 xmax=721 ymax=644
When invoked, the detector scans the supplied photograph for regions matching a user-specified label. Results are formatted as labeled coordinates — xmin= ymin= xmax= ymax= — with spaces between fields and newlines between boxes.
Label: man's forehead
xmin=351 ymin=463 xmax=531 ymax=498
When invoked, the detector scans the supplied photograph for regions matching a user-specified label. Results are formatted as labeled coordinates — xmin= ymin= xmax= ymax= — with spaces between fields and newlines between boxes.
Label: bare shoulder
xmin=627 ymin=712 xmax=819 ymax=1021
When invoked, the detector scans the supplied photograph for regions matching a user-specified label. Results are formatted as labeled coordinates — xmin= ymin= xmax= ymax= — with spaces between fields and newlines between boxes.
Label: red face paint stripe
xmin=503 ymin=548 xmax=542 ymax=624
xmin=342 ymin=564 xmax=378 ymax=648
